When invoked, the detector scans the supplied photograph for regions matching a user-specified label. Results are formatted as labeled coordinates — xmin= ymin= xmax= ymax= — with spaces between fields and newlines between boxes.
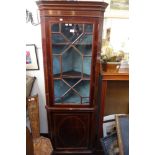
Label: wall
xmin=103 ymin=0 xmax=129 ymax=55
xmin=103 ymin=18 xmax=129 ymax=54
xmin=26 ymin=0 xmax=48 ymax=133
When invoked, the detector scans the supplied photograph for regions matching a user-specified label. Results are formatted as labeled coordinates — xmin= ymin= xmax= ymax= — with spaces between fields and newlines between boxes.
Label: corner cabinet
xmin=37 ymin=1 xmax=108 ymax=154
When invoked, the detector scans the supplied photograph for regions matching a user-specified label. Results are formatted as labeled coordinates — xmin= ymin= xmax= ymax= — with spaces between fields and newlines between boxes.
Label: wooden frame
xmin=115 ymin=114 xmax=129 ymax=155
xmin=26 ymin=44 xmax=39 ymax=70
xmin=44 ymin=17 xmax=100 ymax=108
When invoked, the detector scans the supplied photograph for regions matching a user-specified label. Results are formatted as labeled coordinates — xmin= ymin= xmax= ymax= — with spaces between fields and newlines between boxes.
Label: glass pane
xmin=52 ymin=23 xmax=59 ymax=32
xmin=74 ymin=80 xmax=90 ymax=97
xmin=62 ymin=90 xmax=81 ymax=103
xmin=62 ymin=47 xmax=73 ymax=73
xmin=54 ymin=80 xmax=70 ymax=98
xmin=82 ymin=97 xmax=89 ymax=104
xmin=83 ymin=56 xmax=92 ymax=77
xmin=62 ymin=47 xmax=82 ymax=76
xmin=82 ymin=34 xmax=92 ymax=44
xmin=53 ymin=55 xmax=61 ymax=76
xmin=85 ymin=24 xmax=93 ymax=33
xmin=75 ymin=44 xmax=92 ymax=55
xmin=61 ymin=23 xmax=83 ymax=42
xmin=55 ymin=98 xmax=62 ymax=104
xmin=52 ymin=33 xmax=67 ymax=44
xmin=75 ymin=34 xmax=92 ymax=44
xmin=52 ymin=44 xmax=69 ymax=54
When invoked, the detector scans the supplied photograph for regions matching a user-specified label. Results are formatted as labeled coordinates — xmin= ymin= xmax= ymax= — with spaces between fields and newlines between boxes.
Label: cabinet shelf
xmin=53 ymin=71 xmax=90 ymax=79
xmin=55 ymin=96 xmax=89 ymax=105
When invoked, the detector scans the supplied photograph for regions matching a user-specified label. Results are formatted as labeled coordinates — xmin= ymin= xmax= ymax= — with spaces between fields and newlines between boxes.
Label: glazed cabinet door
xmin=48 ymin=18 xmax=97 ymax=106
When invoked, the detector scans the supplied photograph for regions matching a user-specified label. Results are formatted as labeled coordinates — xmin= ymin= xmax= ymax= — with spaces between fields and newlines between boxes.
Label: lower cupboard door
xmin=50 ymin=112 xmax=95 ymax=150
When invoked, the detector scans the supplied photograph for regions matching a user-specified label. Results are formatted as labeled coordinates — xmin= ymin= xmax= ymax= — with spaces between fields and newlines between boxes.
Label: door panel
xmin=50 ymin=21 xmax=95 ymax=105
xmin=51 ymin=113 xmax=91 ymax=148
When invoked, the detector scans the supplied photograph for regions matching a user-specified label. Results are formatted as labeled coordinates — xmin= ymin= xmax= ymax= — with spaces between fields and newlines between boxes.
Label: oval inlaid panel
xmin=58 ymin=116 xmax=86 ymax=147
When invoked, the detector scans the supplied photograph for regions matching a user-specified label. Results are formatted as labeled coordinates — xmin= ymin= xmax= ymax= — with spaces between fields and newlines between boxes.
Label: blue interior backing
xmin=62 ymin=47 xmax=82 ymax=73
xmin=52 ymin=33 xmax=67 ymax=44
xmin=75 ymin=44 xmax=92 ymax=55
xmin=51 ymin=23 xmax=59 ymax=32
xmin=52 ymin=44 xmax=68 ymax=54
xmin=83 ymin=57 xmax=91 ymax=75
xmin=54 ymin=79 xmax=90 ymax=104
xmin=54 ymin=80 xmax=70 ymax=98
xmin=53 ymin=55 xmax=60 ymax=75
xmin=75 ymin=34 xmax=92 ymax=44
xmin=52 ymin=52 xmax=92 ymax=76
xmin=85 ymin=24 xmax=93 ymax=32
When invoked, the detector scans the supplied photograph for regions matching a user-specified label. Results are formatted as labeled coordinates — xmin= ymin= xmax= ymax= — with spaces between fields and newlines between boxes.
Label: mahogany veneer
xmin=37 ymin=1 xmax=108 ymax=154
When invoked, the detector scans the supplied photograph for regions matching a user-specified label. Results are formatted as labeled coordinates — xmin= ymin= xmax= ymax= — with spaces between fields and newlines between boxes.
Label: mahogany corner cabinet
xmin=37 ymin=1 xmax=108 ymax=154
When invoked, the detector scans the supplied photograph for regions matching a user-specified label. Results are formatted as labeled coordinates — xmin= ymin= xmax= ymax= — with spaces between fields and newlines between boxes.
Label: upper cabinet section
xmin=36 ymin=0 xmax=108 ymax=106
xmin=36 ymin=0 xmax=108 ymax=18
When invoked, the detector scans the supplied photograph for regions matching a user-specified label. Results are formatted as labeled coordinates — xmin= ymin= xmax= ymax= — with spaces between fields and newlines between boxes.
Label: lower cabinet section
xmin=48 ymin=110 xmax=97 ymax=154
xmin=54 ymin=113 xmax=90 ymax=148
